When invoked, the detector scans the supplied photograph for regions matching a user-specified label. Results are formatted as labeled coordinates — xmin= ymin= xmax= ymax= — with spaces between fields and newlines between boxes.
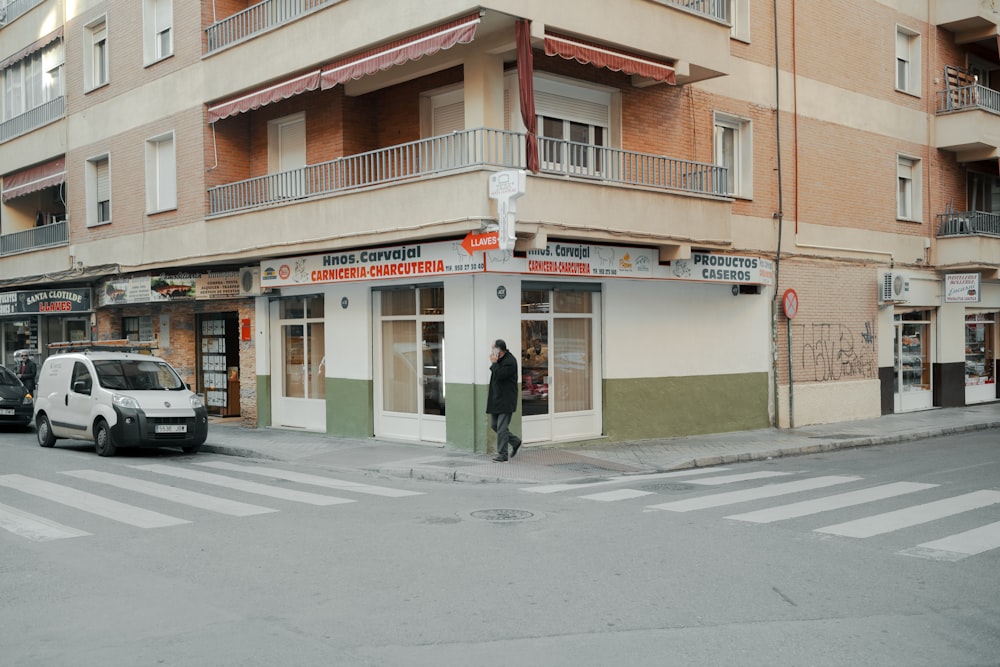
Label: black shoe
xmin=493 ymin=455 xmax=508 ymax=462
xmin=510 ymin=441 xmax=522 ymax=458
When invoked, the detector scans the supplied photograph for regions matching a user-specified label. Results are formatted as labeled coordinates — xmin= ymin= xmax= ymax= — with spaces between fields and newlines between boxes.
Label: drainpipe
xmin=772 ymin=0 xmax=787 ymax=427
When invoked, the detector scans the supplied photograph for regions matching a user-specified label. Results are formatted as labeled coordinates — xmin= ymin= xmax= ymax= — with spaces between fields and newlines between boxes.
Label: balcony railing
xmin=658 ymin=0 xmax=729 ymax=22
xmin=0 ymin=219 xmax=68 ymax=256
xmin=937 ymin=211 xmax=1000 ymax=237
xmin=936 ymin=83 xmax=1000 ymax=115
xmin=0 ymin=96 xmax=65 ymax=144
xmin=0 ymin=0 xmax=45 ymax=26
xmin=206 ymin=0 xmax=335 ymax=52
xmin=208 ymin=128 xmax=728 ymax=216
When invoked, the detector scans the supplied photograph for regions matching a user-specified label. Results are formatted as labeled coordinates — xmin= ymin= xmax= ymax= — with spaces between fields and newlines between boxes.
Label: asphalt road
xmin=1 ymin=427 xmax=997 ymax=666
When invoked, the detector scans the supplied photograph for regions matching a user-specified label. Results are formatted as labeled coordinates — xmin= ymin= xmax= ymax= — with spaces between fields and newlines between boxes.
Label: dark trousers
xmin=490 ymin=412 xmax=521 ymax=457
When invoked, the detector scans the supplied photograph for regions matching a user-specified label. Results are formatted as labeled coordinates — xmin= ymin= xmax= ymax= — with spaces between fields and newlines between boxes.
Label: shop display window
xmin=965 ymin=315 xmax=995 ymax=386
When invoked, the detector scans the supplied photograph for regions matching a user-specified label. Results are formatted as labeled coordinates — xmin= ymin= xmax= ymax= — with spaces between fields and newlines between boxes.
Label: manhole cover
xmin=470 ymin=509 xmax=534 ymax=522
xmin=641 ymin=482 xmax=695 ymax=492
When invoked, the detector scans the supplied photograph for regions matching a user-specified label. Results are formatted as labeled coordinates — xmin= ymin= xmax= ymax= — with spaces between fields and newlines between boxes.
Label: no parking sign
xmin=782 ymin=289 xmax=799 ymax=319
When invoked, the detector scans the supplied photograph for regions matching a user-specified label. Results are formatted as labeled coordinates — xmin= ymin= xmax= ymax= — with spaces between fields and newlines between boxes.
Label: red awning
xmin=320 ymin=12 xmax=480 ymax=89
xmin=2 ymin=157 xmax=66 ymax=203
xmin=0 ymin=27 xmax=63 ymax=72
xmin=207 ymin=70 xmax=321 ymax=123
xmin=544 ymin=31 xmax=676 ymax=85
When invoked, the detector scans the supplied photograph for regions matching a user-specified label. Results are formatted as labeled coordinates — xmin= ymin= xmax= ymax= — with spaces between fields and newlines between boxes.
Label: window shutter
xmin=278 ymin=118 xmax=306 ymax=171
xmin=432 ymin=100 xmax=464 ymax=135
xmin=96 ymin=159 xmax=110 ymax=201
xmin=534 ymin=90 xmax=608 ymax=127
xmin=157 ymin=137 xmax=176 ymax=209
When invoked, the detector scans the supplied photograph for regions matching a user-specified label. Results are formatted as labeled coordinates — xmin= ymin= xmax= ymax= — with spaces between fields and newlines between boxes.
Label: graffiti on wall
xmin=795 ymin=321 xmax=877 ymax=382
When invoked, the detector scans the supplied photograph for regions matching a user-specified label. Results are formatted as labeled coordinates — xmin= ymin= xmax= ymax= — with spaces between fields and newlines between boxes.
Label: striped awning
xmin=320 ymin=12 xmax=480 ymax=89
xmin=2 ymin=157 xmax=66 ymax=203
xmin=0 ymin=27 xmax=63 ymax=71
xmin=544 ymin=31 xmax=676 ymax=85
xmin=207 ymin=70 xmax=321 ymax=123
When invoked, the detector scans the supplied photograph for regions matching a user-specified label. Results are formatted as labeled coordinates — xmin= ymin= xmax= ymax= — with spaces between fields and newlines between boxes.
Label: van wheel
xmin=36 ymin=415 xmax=56 ymax=447
xmin=94 ymin=420 xmax=118 ymax=457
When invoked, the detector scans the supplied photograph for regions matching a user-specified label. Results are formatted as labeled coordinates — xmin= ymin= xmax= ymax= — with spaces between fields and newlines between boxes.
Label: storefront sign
xmin=98 ymin=272 xmax=240 ymax=306
xmin=261 ymin=241 xmax=775 ymax=288
xmin=0 ymin=288 xmax=91 ymax=315
xmin=945 ymin=273 xmax=981 ymax=303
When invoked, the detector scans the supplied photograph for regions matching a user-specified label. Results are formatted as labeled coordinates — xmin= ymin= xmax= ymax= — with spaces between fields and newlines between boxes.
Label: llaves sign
xmin=0 ymin=288 xmax=92 ymax=314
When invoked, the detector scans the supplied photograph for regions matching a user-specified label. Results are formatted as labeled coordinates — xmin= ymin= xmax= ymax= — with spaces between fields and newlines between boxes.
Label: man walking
xmin=487 ymin=339 xmax=522 ymax=462
xmin=15 ymin=350 xmax=36 ymax=393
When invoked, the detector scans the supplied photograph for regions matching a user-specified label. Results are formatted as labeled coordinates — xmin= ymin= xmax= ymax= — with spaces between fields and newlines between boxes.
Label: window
xmin=85 ymin=18 xmax=109 ymax=90
xmin=895 ymin=26 xmax=920 ymax=96
xmin=897 ymin=155 xmax=921 ymax=221
xmin=123 ymin=316 xmax=154 ymax=342
xmin=86 ymin=155 xmax=111 ymax=226
xmin=143 ymin=0 xmax=173 ymax=64
xmin=729 ymin=0 xmax=750 ymax=42
xmin=714 ymin=113 xmax=753 ymax=198
xmin=534 ymin=75 xmax=612 ymax=175
xmin=1 ymin=41 xmax=63 ymax=121
xmin=145 ymin=133 xmax=176 ymax=212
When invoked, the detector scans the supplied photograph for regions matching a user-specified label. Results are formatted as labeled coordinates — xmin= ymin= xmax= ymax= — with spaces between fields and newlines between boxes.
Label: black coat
xmin=486 ymin=351 xmax=519 ymax=414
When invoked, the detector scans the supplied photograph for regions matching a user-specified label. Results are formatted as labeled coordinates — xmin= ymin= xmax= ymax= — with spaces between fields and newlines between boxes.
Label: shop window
xmin=965 ymin=314 xmax=995 ymax=386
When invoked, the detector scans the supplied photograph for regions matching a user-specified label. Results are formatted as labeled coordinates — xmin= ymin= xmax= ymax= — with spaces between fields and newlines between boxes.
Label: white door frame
xmin=269 ymin=298 xmax=326 ymax=431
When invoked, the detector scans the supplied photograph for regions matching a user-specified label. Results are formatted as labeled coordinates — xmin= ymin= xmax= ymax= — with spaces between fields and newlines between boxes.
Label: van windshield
xmin=93 ymin=359 xmax=185 ymax=391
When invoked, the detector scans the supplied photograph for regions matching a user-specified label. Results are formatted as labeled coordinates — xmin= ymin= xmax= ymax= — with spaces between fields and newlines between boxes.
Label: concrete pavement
xmin=199 ymin=402 xmax=1000 ymax=484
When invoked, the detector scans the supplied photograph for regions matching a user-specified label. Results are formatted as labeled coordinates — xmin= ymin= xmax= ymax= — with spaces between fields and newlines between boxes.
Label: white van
xmin=33 ymin=350 xmax=208 ymax=456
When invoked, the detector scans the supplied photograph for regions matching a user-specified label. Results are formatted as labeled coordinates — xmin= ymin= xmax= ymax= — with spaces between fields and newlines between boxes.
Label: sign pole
xmin=781 ymin=289 xmax=798 ymax=429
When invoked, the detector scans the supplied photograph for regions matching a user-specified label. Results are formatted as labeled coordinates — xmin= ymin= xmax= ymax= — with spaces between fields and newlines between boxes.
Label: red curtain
xmin=516 ymin=19 xmax=539 ymax=174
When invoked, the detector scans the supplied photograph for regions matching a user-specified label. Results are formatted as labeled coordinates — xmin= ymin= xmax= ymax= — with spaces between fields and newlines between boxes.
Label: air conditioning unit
xmin=879 ymin=271 xmax=909 ymax=304
xmin=238 ymin=267 xmax=264 ymax=297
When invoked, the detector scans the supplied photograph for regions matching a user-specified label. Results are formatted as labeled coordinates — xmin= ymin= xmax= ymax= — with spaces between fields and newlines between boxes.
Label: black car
xmin=0 ymin=364 xmax=33 ymax=429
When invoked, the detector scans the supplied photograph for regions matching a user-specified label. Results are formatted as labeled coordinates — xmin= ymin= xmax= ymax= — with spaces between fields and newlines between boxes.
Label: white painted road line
xmin=815 ymin=490 xmax=1000 ymax=538
xmin=900 ymin=520 xmax=1000 ymax=562
xmin=0 ymin=474 xmax=188 ymax=529
xmin=61 ymin=470 xmax=278 ymax=517
xmin=0 ymin=502 xmax=91 ymax=541
xmin=522 ymin=468 xmax=733 ymax=494
xmin=726 ymin=482 xmax=938 ymax=524
xmin=132 ymin=464 xmax=355 ymax=506
xmin=194 ymin=461 xmax=424 ymax=497
xmin=580 ymin=489 xmax=656 ymax=502
xmin=687 ymin=471 xmax=794 ymax=486
xmin=647 ymin=476 xmax=862 ymax=513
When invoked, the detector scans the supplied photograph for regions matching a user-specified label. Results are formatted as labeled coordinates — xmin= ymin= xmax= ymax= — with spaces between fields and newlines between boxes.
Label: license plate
xmin=155 ymin=424 xmax=187 ymax=434
xmin=0 ymin=409 xmax=14 ymax=416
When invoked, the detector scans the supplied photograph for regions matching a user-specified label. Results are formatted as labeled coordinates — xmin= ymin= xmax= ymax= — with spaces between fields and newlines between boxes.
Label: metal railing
xmin=937 ymin=211 xmax=1000 ymax=237
xmin=0 ymin=0 xmax=45 ymax=26
xmin=208 ymin=128 xmax=728 ymax=216
xmin=206 ymin=0 xmax=335 ymax=52
xmin=0 ymin=219 xmax=68 ymax=256
xmin=936 ymin=83 xmax=1000 ymax=115
xmin=657 ymin=0 xmax=729 ymax=22
xmin=0 ymin=96 xmax=64 ymax=143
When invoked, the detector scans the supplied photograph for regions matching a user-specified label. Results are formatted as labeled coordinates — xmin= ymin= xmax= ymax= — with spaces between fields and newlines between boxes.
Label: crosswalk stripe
xmin=61 ymin=470 xmax=278 ymax=517
xmin=647 ymin=476 xmax=862 ymax=513
xmin=523 ymin=468 xmax=733 ymax=494
xmin=131 ymin=464 xmax=355 ymax=506
xmin=815 ymin=490 xmax=1000 ymax=538
xmin=194 ymin=461 xmax=424 ymax=497
xmin=0 ymin=502 xmax=91 ymax=541
xmin=687 ymin=471 xmax=794 ymax=486
xmin=0 ymin=474 xmax=188 ymax=528
xmin=726 ymin=482 xmax=938 ymax=524
xmin=899 ymin=520 xmax=1000 ymax=562
xmin=580 ymin=488 xmax=656 ymax=502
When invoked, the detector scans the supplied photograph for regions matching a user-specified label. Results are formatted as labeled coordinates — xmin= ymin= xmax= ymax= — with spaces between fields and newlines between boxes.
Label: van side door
xmin=61 ymin=361 xmax=95 ymax=436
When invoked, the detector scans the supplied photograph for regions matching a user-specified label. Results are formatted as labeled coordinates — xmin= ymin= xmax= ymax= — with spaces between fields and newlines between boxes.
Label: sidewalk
xmin=199 ymin=403 xmax=1000 ymax=484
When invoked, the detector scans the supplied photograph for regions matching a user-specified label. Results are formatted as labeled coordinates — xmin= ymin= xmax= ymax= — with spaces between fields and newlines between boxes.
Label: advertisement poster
xmin=945 ymin=273 xmax=981 ymax=303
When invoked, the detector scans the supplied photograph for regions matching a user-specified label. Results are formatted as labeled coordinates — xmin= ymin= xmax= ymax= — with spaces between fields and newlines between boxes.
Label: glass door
xmin=521 ymin=286 xmax=602 ymax=443
xmin=269 ymin=295 xmax=325 ymax=430
xmin=894 ymin=311 xmax=932 ymax=412
xmin=374 ymin=286 xmax=446 ymax=443
xmin=965 ymin=313 xmax=996 ymax=404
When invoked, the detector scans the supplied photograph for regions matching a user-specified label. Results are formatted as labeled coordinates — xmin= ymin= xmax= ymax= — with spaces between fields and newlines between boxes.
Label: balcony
xmin=656 ymin=0 xmax=728 ymax=22
xmin=0 ymin=97 xmax=64 ymax=144
xmin=936 ymin=210 xmax=1000 ymax=274
xmin=935 ymin=0 xmax=999 ymax=44
xmin=0 ymin=219 xmax=67 ymax=257
xmin=208 ymin=128 xmax=728 ymax=216
xmin=936 ymin=82 xmax=1000 ymax=162
xmin=0 ymin=0 xmax=45 ymax=26
xmin=205 ymin=0 xmax=336 ymax=53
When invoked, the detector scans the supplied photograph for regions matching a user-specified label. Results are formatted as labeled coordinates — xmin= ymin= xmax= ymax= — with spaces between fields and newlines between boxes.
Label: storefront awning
xmin=543 ymin=31 xmax=676 ymax=85
xmin=0 ymin=27 xmax=63 ymax=72
xmin=2 ymin=157 xmax=65 ymax=203
xmin=319 ymin=12 xmax=481 ymax=90
xmin=207 ymin=70 xmax=321 ymax=123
